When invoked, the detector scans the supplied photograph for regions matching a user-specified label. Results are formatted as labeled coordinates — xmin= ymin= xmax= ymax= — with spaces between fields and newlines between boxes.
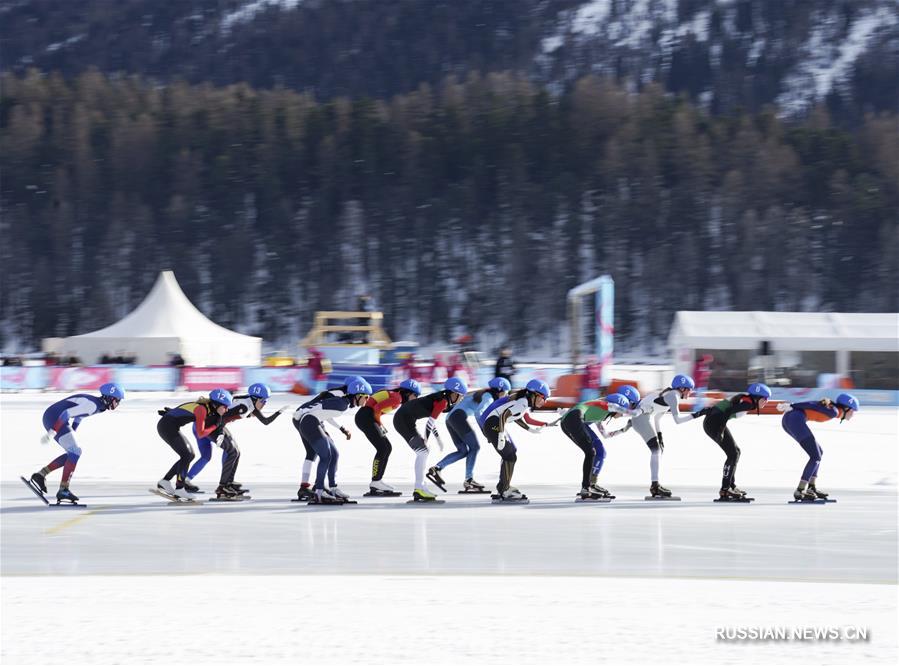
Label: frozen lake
xmin=2 ymin=393 xmax=897 ymax=663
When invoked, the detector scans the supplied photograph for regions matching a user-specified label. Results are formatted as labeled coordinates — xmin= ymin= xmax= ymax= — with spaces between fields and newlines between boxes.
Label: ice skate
xmin=730 ymin=485 xmax=748 ymax=496
xmin=426 ymin=466 xmax=447 ymax=492
xmin=310 ymin=488 xmax=343 ymax=505
xmin=365 ymin=480 xmax=402 ymax=497
xmin=212 ymin=484 xmax=241 ymax=501
xmin=183 ymin=479 xmax=203 ymax=494
xmin=589 ymin=483 xmax=614 ymax=498
xmin=646 ymin=482 xmax=680 ymax=501
xmin=156 ymin=479 xmax=176 ymax=495
xmin=650 ymin=482 xmax=672 ymax=497
xmin=792 ymin=487 xmax=819 ymax=502
xmin=294 ymin=484 xmax=316 ymax=502
xmin=576 ymin=488 xmax=607 ymax=502
xmin=330 ymin=486 xmax=356 ymax=503
xmin=172 ymin=485 xmax=195 ymax=501
xmin=493 ymin=487 xmax=528 ymax=503
xmin=459 ymin=478 xmax=490 ymax=494
xmin=227 ymin=483 xmax=249 ymax=495
xmin=55 ymin=487 xmax=80 ymax=504
xmin=30 ymin=472 xmax=47 ymax=494
xmin=716 ymin=487 xmax=753 ymax=502
xmin=808 ymin=484 xmax=829 ymax=499
xmin=412 ymin=487 xmax=438 ymax=502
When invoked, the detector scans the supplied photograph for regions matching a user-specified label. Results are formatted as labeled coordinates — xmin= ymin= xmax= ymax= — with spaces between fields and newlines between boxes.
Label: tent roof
xmin=668 ymin=311 xmax=899 ymax=352
xmin=74 ymin=271 xmax=260 ymax=342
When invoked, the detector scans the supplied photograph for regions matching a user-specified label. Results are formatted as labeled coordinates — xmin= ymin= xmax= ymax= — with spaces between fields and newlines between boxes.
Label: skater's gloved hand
xmin=776 ymin=402 xmax=792 ymax=412
xmin=40 ymin=428 xmax=55 ymax=445
xmin=378 ymin=424 xmax=389 ymax=437
xmin=657 ymin=432 xmax=665 ymax=452
xmin=497 ymin=433 xmax=507 ymax=451
xmin=434 ymin=431 xmax=444 ymax=451
xmin=214 ymin=434 xmax=225 ymax=446
xmin=340 ymin=427 xmax=352 ymax=440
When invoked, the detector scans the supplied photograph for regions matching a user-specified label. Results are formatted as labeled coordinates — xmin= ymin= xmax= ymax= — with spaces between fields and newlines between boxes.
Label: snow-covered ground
xmin=1 ymin=393 xmax=896 ymax=664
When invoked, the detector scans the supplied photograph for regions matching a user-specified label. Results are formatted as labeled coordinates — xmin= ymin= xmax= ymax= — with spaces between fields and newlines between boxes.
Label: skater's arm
xmin=57 ymin=398 xmax=100 ymax=430
xmin=253 ymin=407 xmax=284 ymax=425
xmin=664 ymin=391 xmax=693 ymax=425
xmin=193 ymin=405 xmax=219 ymax=438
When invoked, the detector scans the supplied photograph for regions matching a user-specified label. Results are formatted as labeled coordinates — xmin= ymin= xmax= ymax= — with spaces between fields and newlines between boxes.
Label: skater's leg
xmin=187 ymin=437 xmax=212 ymax=479
xmin=782 ymin=411 xmax=821 ymax=483
xmin=294 ymin=417 xmax=318 ymax=485
xmin=718 ymin=427 xmax=740 ymax=490
xmin=157 ymin=420 xmax=193 ymax=482
xmin=40 ymin=453 xmax=69 ymax=476
xmin=407 ymin=434 xmax=429 ymax=490
xmin=356 ymin=410 xmax=392 ymax=481
xmin=437 ymin=412 xmax=471 ymax=469
xmin=631 ymin=415 xmax=660 ymax=483
xmin=798 ymin=437 xmax=823 ymax=483
xmin=589 ymin=429 xmax=606 ymax=478
xmin=560 ymin=411 xmax=593 ymax=489
xmin=55 ymin=430 xmax=82 ymax=489
xmin=327 ymin=440 xmax=339 ymax=488
xmin=219 ymin=431 xmax=240 ymax=486
xmin=464 ymin=436 xmax=480 ymax=480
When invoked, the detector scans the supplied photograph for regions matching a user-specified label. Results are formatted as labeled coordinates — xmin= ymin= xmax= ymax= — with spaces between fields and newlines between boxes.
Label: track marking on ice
xmin=44 ymin=509 xmax=95 ymax=535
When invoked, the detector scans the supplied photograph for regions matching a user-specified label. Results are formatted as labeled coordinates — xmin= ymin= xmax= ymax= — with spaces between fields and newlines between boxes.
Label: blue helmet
xmin=209 ymin=388 xmax=234 ymax=408
xmin=399 ymin=378 xmax=422 ymax=396
xmin=488 ymin=377 xmax=512 ymax=392
xmin=99 ymin=382 xmax=125 ymax=401
xmin=525 ymin=379 xmax=551 ymax=399
xmin=347 ymin=377 xmax=373 ymax=396
xmin=671 ymin=374 xmax=695 ymax=391
xmin=444 ymin=377 xmax=468 ymax=396
xmin=618 ymin=385 xmax=641 ymax=406
xmin=248 ymin=383 xmax=271 ymax=400
xmin=835 ymin=393 xmax=860 ymax=412
xmin=605 ymin=393 xmax=630 ymax=411
xmin=747 ymin=383 xmax=772 ymax=399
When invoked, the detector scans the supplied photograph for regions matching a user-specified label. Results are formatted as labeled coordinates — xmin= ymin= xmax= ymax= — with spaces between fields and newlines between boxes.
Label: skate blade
xmin=713 ymin=497 xmax=754 ymax=502
xmin=208 ymin=496 xmax=251 ymax=502
xmin=788 ymin=499 xmax=829 ymax=504
xmin=644 ymin=496 xmax=681 ymax=501
xmin=491 ymin=498 xmax=530 ymax=504
xmin=575 ymin=497 xmax=612 ymax=503
xmin=457 ymin=489 xmax=491 ymax=494
xmin=148 ymin=488 xmax=201 ymax=504
xmin=50 ymin=502 xmax=88 ymax=508
xmin=20 ymin=476 xmax=49 ymax=505
xmin=363 ymin=491 xmax=403 ymax=497
xmin=405 ymin=499 xmax=446 ymax=504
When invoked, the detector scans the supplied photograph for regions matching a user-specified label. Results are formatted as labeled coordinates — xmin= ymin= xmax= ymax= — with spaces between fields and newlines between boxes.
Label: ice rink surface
xmin=2 ymin=393 xmax=897 ymax=663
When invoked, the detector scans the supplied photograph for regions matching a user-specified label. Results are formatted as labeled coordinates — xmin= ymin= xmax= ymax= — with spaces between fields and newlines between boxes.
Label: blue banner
xmin=0 ymin=366 xmax=49 ymax=390
xmin=112 ymin=367 xmax=180 ymax=391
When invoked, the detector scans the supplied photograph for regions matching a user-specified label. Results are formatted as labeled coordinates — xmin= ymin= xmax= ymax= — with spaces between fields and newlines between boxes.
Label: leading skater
xmin=778 ymin=393 xmax=859 ymax=500
xmin=427 ymin=376 xmax=511 ymax=493
xmin=477 ymin=379 xmax=553 ymax=501
xmin=27 ymin=382 xmax=126 ymax=504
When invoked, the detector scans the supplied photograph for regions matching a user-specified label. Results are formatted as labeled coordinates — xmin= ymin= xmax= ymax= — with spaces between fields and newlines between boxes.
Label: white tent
xmin=44 ymin=271 xmax=262 ymax=366
xmin=669 ymin=311 xmax=899 ymax=352
xmin=668 ymin=310 xmax=899 ymax=377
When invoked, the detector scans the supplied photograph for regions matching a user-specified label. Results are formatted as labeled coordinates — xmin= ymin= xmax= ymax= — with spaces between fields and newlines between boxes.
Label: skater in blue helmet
xmin=27 ymin=383 xmax=125 ymax=504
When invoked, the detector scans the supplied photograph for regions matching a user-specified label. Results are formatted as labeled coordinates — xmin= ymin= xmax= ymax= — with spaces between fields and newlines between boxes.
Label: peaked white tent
xmin=44 ymin=271 xmax=262 ymax=366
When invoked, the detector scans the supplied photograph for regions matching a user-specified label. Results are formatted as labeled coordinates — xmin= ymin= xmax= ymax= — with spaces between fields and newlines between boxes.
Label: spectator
xmin=494 ymin=346 xmax=516 ymax=387
xmin=169 ymin=353 xmax=186 ymax=368
xmin=307 ymin=348 xmax=331 ymax=394
xmin=692 ymin=354 xmax=714 ymax=413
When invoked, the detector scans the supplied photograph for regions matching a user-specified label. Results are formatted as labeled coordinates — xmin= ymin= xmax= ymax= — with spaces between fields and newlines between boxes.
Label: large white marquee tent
xmin=43 ymin=271 xmax=261 ymax=366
